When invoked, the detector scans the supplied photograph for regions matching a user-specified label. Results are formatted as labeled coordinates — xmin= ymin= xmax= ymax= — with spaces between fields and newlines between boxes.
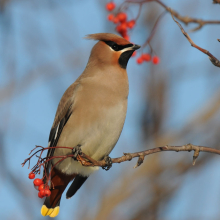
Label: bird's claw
xmin=72 ymin=145 xmax=82 ymax=160
xmin=102 ymin=155 xmax=112 ymax=171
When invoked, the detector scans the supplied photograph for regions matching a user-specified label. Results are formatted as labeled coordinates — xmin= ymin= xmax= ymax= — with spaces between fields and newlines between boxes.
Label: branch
xmin=76 ymin=143 xmax=220 ymax=169
xmin=22 ymin=144 xmax=220 ymax=180
xmin=170 ymin=11 xmax=220 ymax=68
xmin=213 ymin=0 xmax=220 ymax=4
xmin=142 ymin=10 xmax=166 ymax=50
xmin=154 ymin=0 xmax=220 ymax=31
xmin=126 ymin=0 xmax=220 ymax=31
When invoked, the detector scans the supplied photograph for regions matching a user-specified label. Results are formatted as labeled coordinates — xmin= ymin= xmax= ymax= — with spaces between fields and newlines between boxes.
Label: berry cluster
xmin=136 ymin=54 xmax=160 ymax=65
xmin=106 ymin=2 xmax=135 ymax=41
xmin=105 ymin=1 xmax=160 ymax=65
xmin=22 ymin=145 xmax=75 ymax=199
xmin=29 ymin=172 xmax=51 ymax=199
xmin=108 ymin=13 xmax=135 ymax=41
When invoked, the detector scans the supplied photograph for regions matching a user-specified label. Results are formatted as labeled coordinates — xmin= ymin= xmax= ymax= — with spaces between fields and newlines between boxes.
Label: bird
xmin=41 ymin=33 xmax=140 ymax=217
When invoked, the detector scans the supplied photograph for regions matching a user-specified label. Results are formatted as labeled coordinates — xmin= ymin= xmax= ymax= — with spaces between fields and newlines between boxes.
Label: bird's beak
xmin=132 ymin=44 xmax=141 ymax=50
xmin=120 ymin=44 xmax=141 ymax=53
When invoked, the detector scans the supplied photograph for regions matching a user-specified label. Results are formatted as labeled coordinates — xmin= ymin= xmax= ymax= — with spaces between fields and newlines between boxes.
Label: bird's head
xmin=85 ymin=33 xmax=140 ymax=69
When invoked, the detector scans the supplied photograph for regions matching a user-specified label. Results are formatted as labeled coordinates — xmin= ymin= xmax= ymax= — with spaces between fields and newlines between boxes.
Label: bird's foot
xmin=72 ymin=145 xmax=82 ymax=160
xmin=102 ymin=155 xmax=112 ymax=171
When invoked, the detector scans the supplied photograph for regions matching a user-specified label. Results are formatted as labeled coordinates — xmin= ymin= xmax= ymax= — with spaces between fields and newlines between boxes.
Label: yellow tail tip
xmin=49 ymin=207 xmax=60 ymax=218
xmin=41 ymin=205 xmax=60 ymax=217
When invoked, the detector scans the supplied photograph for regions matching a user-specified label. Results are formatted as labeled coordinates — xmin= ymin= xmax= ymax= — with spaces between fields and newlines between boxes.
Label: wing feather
xmin=43 ymin=81 xmax=81 ymax=182
xmin=42 ymin=82 xmax=80 ymax=182
xmin=43 ymin=105 xmax=72 ymax=181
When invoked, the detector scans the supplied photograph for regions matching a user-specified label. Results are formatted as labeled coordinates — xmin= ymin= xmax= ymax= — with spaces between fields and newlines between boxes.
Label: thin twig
xmin=170 ymin=11 xmax=220 ymax=68
xmin=142 ymin=10 xmax=166 ymax=49
xmin=125 ymin=0 xmax=220 ymax=31
xmin=213 ymin=0 xmax=220 ymax=4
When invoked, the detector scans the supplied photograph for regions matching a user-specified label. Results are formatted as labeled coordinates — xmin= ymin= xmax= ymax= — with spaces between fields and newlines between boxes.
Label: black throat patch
xmin=103 ymin=40 xmax=134 ymax=69
xmin=119 ymin=50 xmax=134 ymax=69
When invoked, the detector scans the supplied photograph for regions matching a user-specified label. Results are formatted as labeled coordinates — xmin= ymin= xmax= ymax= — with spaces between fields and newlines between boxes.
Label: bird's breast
xmin=67 ymin=91 xmax=128 ymax=158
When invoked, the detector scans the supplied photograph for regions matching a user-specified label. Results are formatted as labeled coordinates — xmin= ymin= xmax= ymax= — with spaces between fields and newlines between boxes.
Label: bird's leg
xmin=102 ymin=155 xmax=112 ymax=171
xmin=72 ymin=145 xmax=82 ymax=160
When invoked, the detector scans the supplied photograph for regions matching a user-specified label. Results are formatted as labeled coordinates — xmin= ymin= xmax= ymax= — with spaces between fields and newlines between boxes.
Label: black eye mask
xmin=104 ymin=41 xmax=133 ymax=51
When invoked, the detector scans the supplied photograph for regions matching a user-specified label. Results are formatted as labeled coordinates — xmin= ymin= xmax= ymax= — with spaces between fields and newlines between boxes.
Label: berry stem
xmin=142 ymin=11 xmax=166 ymax=49
xmin=22 ymin=145 xmax=82 ymax=187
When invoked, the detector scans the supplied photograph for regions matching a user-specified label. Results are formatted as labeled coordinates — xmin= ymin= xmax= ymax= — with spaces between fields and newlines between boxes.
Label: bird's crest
xmin=85 ymin=33 xmax=130 ymax=45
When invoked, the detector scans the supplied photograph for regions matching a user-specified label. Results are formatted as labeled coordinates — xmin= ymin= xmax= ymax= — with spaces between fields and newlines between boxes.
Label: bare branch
xmin=155 ymin=0 xmax=220 ymax=31
xmin=23 ymin=144 xmax=220 ymax=175
xmin=126 ymin=0 xmax=220 ymax=31
xmin=77 ymin=144 xmax=220 ymax=169
xmin=213 ymin=0 xmax=220 ymax=4
xmin=170 ymin=12 xmax=220 ymax=68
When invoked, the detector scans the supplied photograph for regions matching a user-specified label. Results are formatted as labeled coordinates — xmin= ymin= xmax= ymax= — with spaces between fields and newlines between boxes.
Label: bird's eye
xmin=112 ymin=44 xmax=119 ymax=51
xmin=103 ymin=41 xmax=124 ymax=51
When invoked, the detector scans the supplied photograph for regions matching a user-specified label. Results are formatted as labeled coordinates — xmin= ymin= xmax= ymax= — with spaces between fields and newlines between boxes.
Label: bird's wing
xmin=43 ymin=82 xmax=79 ymax=181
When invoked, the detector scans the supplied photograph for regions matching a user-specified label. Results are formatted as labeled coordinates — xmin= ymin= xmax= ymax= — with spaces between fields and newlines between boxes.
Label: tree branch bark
xmin=213 ymin=0 xmax=220 ymax=4
xmin=126 ymin=0 xmax=220 ymax=31
xmin=22 ymin=143 xmax=220 ymax=174
xmin=170 ymin=11 xmax=220 ymax=68
xmin=76 ymin=144 xmax=220 ymax=169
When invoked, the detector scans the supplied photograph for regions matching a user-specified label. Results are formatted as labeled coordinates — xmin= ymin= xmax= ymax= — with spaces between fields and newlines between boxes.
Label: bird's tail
xmin=41 ymin=167 xmax=75 ymax=217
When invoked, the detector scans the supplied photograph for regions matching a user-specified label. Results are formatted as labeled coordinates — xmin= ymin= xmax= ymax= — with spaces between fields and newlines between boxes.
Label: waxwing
xmin=41 ymin=33 xmax=140 ymax=217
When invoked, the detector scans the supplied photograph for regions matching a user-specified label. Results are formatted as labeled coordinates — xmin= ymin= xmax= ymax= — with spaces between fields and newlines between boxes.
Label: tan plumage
xmin=41 ymin=33 xmax=140 ymax=217
xmin=85 ymin=33 xmax=130 ymax=45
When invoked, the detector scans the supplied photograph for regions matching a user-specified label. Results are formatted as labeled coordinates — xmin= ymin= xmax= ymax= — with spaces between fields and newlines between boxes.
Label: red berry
xmin=106 ymin=2 xmax=115 ymax=11
xmin=119 ymin=31 xmax=127 ymax=38
xmin=33 ymin=178 xmax=43 ymax=186
xmin=38 ymin=189 xmax=45 ymax=198
xmin=116 ymin=25 xmax=122 ymax=33
xmin=116 ymin=23 xmax=127 ymax=34
xmin=38 ymin=191 xmax=44 ymax=198
xmin=108 ymin=14 xmax=114 ymax=21
xmin=120 ymin=22 xmax=127 ymax=32
xmin=137 ymin=57 xmax=143 ymax=64
xmin=132 ymin=51 xmax=137 ymax=57
xmin=124 ymin=35 xmax=130 ymax=41
xmin=117 ymin=12 xmax=127 ymax=22
xmin=44 ymin=189 xmax=51 ymax=197
xmin=28 ymin=172 xmax=35 ymax=179
xmin=152 ymin=56 xmax=160 ymax=64
xmin=38 ymin=184 xmax=44 ymax=191
xmin=113 ymin=17 xmax=119 ymax=24
xmin=142 ymin=53 xmax=151 ymax=62
xmin=38 ymin=184 xmax=49 ymax=191
xmin=127 ymin=20 xmax=136 ymax=29
xmin=120 ymin=29 xmax=127 ymax=37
